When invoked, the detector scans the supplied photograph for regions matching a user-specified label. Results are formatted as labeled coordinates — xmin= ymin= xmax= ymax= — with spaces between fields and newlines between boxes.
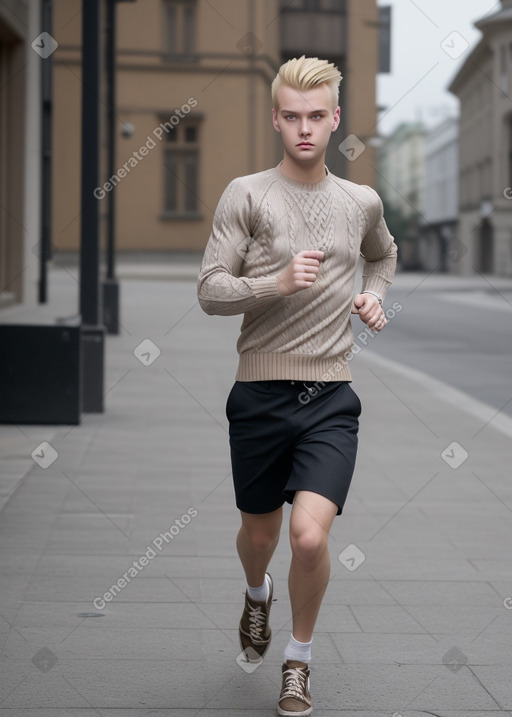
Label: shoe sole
xmin=277 ymin=705 xmax=312 ymax=716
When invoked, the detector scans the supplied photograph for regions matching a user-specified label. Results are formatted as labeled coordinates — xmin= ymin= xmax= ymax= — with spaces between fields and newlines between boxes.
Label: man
xmin=197 ymin=56 xmax=397 ymax=716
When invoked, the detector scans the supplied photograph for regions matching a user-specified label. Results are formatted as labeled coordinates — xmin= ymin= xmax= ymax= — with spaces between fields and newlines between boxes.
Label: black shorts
xmin=225 ymin=380 xmax=361 ymax=516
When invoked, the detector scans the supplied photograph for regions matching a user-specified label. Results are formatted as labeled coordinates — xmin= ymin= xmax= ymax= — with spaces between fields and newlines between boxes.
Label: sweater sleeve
xmin=197 ymin=178 xmax=282 ymax=316
xmin=359 ymin=186 xmax=398 ymax=301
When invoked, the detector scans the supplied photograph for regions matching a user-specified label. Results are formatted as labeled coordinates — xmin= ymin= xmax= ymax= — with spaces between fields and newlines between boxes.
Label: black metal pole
xmin=80 ymin=0 xmax=105 ymax=412
xmin=106 ymin=0 xmax=115 ymax=280
xmin=102 ymin=0 xmax=120 ymax=334
xmin=39 ymin=0 xmax=53 ymax=304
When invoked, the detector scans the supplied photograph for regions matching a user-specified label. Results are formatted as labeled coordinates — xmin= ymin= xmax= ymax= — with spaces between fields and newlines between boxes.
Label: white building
xmin=449 ymin=0 xmax=512 ymax=276
xmin=420 ymin=117 xmax=459 ymax=272
xmin=378 ymin=122 xmax=427 ymax=269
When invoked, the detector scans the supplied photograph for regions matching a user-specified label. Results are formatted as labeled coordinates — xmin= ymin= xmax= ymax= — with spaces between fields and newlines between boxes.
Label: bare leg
xmin=288 ymin=490 xmax=338 ymax=643
xmin=236 ymin=507 xmax=283 ymax=587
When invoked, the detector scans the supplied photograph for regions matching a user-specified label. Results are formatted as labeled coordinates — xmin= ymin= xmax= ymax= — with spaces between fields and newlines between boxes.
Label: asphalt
xmin=0 ymin=261 xmax=511 ymax=716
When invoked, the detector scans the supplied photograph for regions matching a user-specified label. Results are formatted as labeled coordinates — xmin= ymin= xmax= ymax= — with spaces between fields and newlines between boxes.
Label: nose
xmin=299 ymin=119 xmax=311 ymax=136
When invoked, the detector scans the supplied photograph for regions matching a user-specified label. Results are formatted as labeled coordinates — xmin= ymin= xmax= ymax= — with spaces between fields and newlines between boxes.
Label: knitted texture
xmin=197 ymin=164 xmax=397 ymax=382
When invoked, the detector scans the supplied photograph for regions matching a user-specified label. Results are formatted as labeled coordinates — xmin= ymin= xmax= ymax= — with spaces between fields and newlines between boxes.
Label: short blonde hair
xmin=271 ymin=55 xmax=343 ymax=109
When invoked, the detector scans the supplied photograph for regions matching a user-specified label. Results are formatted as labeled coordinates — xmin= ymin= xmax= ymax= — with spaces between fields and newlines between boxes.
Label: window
xmin=162 ymin=117 xmax=200 ymax=218
xmin=164 ymin=0 xmax=196 ymax=58
xmin=280 ymin=0 xmax=346 ymax=12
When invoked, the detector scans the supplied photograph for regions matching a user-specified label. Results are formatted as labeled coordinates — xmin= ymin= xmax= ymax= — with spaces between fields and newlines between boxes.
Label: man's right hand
xmin=276 ymin=250 xmax=325 ymax=297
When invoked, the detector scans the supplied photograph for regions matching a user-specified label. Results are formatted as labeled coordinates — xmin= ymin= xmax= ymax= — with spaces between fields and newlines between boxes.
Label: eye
xmin=285 ymin=115 xmax=296 ymax=120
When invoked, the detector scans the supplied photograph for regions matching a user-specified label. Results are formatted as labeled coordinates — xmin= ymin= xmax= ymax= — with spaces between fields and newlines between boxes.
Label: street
xmin=0 ymin=264 xmax=511 ymax=716
xmin=362 ymin=272 xmax=512 ymax=418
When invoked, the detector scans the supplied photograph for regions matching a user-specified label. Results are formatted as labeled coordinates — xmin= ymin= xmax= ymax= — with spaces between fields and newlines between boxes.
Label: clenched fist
xmin=276 ymin=250 xmax=325 ymax=297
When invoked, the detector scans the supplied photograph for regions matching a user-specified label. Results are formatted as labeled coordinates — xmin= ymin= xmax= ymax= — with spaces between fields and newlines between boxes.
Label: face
xmin=272 ymin=84 xmax=340 ymax=165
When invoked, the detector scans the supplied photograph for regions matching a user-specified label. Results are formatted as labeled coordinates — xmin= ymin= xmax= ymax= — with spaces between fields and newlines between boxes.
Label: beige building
xmin=449 ymin=0 xmax=512 ymax=276
xmin=51 ymin=0 xmax=387 ymax=254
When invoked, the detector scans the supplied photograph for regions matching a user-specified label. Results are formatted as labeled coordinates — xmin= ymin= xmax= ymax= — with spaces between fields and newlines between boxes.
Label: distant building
xmin=448 ymin=0 xmax=512 ymax=276
xmin=419 ymin=117 xmax=459 ymax=272
xmin=0 ymin=0 xmax=41 ymax=307
xmin=378 ymin=122 xmax=427 ymax=269
xmin=51 ymin=0 xmax=390 ymax=254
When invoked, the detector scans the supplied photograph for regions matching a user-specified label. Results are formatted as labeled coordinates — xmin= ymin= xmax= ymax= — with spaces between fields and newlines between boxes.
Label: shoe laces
xmin=248 ymin=604 xmax=266 ymax=642
xmin=281 ymin=664 xmax=308 ymax=701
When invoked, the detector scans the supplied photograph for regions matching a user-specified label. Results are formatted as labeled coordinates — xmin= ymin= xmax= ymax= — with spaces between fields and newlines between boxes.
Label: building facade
xmin=449 ymin=0 xmax=512 ymax=276
xmin=0 ymin=0 xmax=41 ymax=307
xmin=378 ymin=122 xmax=427 ymax=269
xmin=419 ymin=117 xmax=459 ymax=272
xmin=51 ymin=0 xmax=388 ymax=254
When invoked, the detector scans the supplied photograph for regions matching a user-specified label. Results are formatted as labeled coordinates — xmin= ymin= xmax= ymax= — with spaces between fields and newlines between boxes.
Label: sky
xmin=376 ymin=0 xmax=502 ymax=136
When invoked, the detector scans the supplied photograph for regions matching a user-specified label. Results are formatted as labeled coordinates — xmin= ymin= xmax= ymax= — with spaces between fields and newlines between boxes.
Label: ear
xmin=332 ymin=106 xmax=341 ymax=132
xmin=272 ymin=107 xmax=281 ymax=133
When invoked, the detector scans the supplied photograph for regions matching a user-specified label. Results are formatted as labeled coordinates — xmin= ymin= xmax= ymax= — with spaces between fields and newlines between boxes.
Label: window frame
xmin=162 ymin=0 xmax=198 ymax=61
xmin=160 ymin=114 xmax=202 ymax=221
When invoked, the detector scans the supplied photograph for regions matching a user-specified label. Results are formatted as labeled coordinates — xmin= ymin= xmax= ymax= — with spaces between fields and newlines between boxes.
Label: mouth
xmin=297 ymin=142 xmax=314 ymax=148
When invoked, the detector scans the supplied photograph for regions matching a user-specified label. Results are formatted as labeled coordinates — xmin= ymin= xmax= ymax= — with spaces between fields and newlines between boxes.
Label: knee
xmin=290 ymin=529 xmax=328 ymax=571
xmin=243 ymin=526 xmax=279 ymax=553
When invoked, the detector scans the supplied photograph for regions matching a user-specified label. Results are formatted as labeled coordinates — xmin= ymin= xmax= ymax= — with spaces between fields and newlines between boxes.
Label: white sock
xmin=246 ymin=573 xmax=270 ymax=603
xmin=284 ymin=633 xmax=312 ymax=664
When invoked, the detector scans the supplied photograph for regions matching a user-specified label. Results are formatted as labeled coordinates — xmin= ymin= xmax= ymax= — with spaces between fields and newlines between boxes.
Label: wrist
xmin=361 ymin=290 xmax=383 ymax=306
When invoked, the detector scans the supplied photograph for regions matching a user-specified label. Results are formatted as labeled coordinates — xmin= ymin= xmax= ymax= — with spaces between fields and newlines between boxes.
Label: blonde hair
xmin=271 ymin=55 xmax=342 ymax=109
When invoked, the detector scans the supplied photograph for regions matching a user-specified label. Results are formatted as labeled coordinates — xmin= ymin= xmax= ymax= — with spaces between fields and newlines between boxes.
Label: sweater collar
xmin=274 ymin=162 xmax=332 ymax=192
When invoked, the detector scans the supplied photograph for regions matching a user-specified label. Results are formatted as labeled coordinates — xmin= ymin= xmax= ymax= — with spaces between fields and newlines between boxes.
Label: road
xmin=358 ymin=271 xmax=512 ymax=417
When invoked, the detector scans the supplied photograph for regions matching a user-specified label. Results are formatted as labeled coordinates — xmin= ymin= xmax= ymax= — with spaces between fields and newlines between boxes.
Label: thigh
xmin=285 ymin=382 xmax=361 ymax=516
xmin=227 ymin=382 xmax=294 ymax=514
xmin=240 ymin=507 xmax=283 ymax=541
xmin=289 ymin=490 xmax=338 ymax=542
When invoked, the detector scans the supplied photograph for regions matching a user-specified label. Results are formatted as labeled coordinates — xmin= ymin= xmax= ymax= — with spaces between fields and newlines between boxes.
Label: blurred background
xmin=1 ymin=0 xmax=511 ymax=314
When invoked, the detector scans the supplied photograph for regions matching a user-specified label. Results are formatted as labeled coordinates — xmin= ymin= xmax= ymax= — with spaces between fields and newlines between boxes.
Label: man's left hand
xmin=351 ymin=294 xmax=387 ymax=332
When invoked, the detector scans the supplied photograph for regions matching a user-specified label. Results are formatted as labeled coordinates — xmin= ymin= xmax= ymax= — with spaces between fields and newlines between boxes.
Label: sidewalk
xmin=0 ymin=267 xmax=511 ymax=716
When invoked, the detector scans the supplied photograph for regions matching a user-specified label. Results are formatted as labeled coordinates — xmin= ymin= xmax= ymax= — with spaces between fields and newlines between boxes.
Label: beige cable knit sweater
xmin=197 ymin=163 xmax=397 ymax=382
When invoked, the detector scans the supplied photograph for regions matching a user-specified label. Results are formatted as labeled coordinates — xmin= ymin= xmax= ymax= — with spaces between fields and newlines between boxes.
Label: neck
xmin=279 ymin=154 xmax=327 ymax=185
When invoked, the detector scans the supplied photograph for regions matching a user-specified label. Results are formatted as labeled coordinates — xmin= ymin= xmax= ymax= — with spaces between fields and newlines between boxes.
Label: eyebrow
xmin=280 ymin=109 xmax=328 ymax=115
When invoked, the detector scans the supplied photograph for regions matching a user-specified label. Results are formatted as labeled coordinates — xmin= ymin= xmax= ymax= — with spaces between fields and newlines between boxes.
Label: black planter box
xmin=0 ymin=324 xmax=82 ymax=425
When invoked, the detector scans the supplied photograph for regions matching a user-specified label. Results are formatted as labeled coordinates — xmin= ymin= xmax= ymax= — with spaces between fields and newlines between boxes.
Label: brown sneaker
xmin=277 ymin=660 xmax=312 ymax=716
xmin=239 ymin=572 xmax=273 ymax=662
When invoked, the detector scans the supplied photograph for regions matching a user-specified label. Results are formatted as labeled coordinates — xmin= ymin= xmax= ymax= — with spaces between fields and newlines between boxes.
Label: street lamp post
xmin=102 ymin=0 xmax=120 ymax=334
xmin=79 ymin=0 xmax=105 ymax=412
xmin=102 ymin=0 xmax=137 ymax=334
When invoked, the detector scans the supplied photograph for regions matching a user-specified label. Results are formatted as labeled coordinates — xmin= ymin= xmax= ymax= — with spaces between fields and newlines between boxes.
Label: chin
xmin=292 ymin=149 xmax=318 ymax=160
